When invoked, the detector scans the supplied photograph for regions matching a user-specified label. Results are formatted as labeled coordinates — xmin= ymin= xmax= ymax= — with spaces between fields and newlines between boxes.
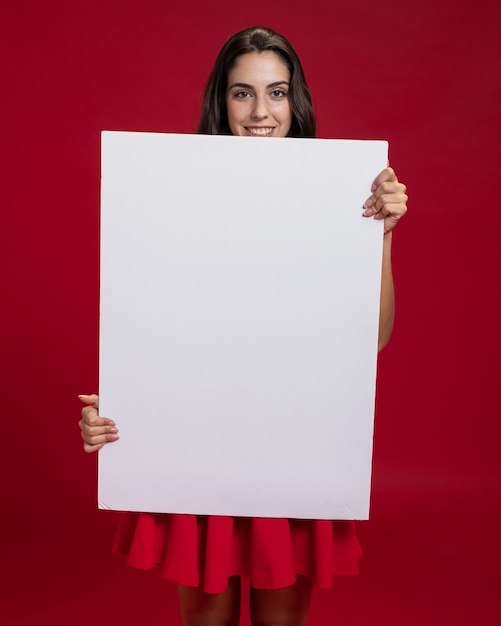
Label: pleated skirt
xmin=113 ymin=512 xmax=361 ymax=594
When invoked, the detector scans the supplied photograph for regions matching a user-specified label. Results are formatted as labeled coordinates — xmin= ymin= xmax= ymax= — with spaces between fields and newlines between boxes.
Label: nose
xmin=251 ymin=95 xmax=269 ymax=120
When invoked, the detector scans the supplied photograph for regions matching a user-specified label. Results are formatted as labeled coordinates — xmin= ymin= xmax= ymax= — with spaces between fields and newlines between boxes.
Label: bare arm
xmin=362 ymin=167 xmax=408 ymax=351
xmin=378 ymin=232 xmax=394 ymax=351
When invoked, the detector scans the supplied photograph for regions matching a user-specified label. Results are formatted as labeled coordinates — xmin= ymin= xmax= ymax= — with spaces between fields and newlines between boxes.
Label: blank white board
xmin=98 ymin=132 xmax=387 ymax=520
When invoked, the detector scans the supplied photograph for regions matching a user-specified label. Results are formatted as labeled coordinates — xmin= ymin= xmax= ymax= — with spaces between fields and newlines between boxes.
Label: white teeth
xmin=248 ymin=128 xmax=273 ymax=136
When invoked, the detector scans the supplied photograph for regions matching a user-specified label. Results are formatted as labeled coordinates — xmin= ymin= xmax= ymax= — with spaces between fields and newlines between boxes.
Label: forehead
xmin=227 ymin=51 xmax=290 ymax=85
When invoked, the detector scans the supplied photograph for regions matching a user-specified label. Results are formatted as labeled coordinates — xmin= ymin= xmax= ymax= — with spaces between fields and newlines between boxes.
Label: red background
xmin=2 ymin=1 xmax=500 ymax=624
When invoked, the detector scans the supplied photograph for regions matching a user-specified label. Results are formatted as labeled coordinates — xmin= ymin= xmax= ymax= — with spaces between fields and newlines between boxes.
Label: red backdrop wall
xmin=2 ymin=1 xmax=500 ymax=624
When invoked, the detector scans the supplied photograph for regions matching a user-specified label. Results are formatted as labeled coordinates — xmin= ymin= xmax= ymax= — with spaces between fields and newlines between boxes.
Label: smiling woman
xmin=79 ymin=24 xmax=408 ymax=626
xmin=198 ymin=26 xmax=316 ymax=137
xmin=226 ymin=52 xmax=293 ymax=137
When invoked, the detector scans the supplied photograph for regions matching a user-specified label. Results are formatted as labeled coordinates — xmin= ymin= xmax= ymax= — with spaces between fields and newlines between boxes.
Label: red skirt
xmin=113 ymin=512 xmax=362 ymax=594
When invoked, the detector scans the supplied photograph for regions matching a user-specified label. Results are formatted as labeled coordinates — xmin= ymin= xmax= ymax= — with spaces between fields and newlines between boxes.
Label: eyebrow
xmin=228 ymin=80 xmax=290 ymax=90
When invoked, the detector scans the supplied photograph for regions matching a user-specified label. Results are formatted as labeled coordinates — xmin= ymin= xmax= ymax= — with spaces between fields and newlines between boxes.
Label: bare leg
xmin=250 ymin=575 xmax=313 ymax=626
xmin=177 ymin=575 xmax=241 ymax=626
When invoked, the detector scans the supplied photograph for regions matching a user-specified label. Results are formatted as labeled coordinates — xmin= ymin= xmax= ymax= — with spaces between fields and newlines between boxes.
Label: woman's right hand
xmin=78 ymin=394 xmax=119 ymax=453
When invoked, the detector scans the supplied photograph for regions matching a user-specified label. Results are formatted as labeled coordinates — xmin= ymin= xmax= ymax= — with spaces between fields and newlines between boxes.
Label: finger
xmin=364 ymin=182 xmax=407 ymax=211
xmin=375 ymin=180 xmax=407 ymax=196
xmin=80 ymin=406 xmax=116 ymax=429
xmin=373 ymin=201 xmax=407 ymax=220
xmin=79 ymin=394 xmax=115 ymax=427
xmin=374 ymin=201 xmax=408 ymax=221
xmin=83 ymin=440 xmax=102 ymax=453
xmin=372 ymin=193 xmax=408 ymax=215
xmin=80 ymin=426 xmax=119 ymax=453
xmin=79 ymin=418 xmax=119 ymax=437
xmin=371 ymin=166 xmax=398 ymax=191
xmin=83 ymin=440 xmax=107 ymax=454
xmin=364 ymin=183 xmax=406 ymax=211
xmin=78 ymin=394 xmax=99 ymax=408
xmin=80 ymin=428 xmax=120 ymax=446
xmin=373 ymin=202 xmax=408 ymax=234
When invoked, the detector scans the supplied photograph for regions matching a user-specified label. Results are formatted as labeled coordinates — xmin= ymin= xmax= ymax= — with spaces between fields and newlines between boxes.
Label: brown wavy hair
xmin=197 ymin=26 xmax=316 ymax=138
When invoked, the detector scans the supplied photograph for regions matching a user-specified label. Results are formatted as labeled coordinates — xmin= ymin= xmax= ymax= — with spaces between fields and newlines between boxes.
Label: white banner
xmin=98 ymin=132 xmax=387 ymax=520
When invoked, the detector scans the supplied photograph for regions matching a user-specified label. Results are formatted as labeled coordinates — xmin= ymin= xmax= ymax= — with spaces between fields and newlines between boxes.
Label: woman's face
xmin=226 ymin=51 xmax=292 ymax=138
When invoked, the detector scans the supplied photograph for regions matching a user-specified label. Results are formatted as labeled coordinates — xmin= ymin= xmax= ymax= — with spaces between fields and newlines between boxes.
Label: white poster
xmin=98 ymin=132 xmax=387 ymax=520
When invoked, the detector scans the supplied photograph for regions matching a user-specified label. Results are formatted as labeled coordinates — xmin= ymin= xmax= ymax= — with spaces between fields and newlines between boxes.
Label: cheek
xmin=285 ymin=103 xmax=293 ymax=125
xmin=226 ymin=101 xmax=244 ymax=131
xmin=273 ymin=99 xmax=291 ymax=118
xmin=272 ymin=100 xmax=292 ymax=129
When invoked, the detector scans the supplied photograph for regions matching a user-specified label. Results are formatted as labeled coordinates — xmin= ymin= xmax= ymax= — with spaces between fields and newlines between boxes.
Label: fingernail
xmin=364 ymin=197 xmax=374 ymax=208
xmin=371 ymin=183 xmax=376 ymax=192
xmin=109 ymin=434 xmax=120 ymax=441
xmin=109 ymin=427 xmax=118 ymax=433
xmin=363 ymin=208 xmax=374 ymax=216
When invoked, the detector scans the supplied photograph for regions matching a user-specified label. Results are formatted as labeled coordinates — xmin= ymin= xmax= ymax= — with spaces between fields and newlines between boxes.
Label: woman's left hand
xmin=363 ymin=167 xmax=408 ymax=234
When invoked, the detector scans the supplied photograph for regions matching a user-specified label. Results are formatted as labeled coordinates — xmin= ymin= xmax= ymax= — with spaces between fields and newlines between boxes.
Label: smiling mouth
xmin=245 ymin=127 xmax=275 ymax=137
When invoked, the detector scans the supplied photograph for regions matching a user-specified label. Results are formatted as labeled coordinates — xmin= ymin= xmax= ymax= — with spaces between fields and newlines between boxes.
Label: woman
xmin=79 ymin=26 xmax=407 ymax=626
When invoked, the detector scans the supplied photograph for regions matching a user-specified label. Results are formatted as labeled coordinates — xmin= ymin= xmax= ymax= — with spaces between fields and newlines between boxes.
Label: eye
xmin=271 ymin=89 xmax=287 ymax=98
xmin=234 ymin=90 xmax=251 ymax=99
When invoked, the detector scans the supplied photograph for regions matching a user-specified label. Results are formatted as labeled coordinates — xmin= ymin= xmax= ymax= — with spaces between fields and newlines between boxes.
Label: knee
xmin=179 ymin=591 xmax=239 ymax=626
xmin=250 ymin=608 xmax=308 ymax=626
xmin=181 ymin=609 xmax=239 ymax=626
xmin=250 ymin=576 xmax=312 ymax=626
xmin=178 ymin=577 xmax=240 ymax=626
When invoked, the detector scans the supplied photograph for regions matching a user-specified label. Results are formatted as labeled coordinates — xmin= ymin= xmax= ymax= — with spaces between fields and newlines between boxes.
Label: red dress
xmin=113 ymin=512 xmax=361 ymax=593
